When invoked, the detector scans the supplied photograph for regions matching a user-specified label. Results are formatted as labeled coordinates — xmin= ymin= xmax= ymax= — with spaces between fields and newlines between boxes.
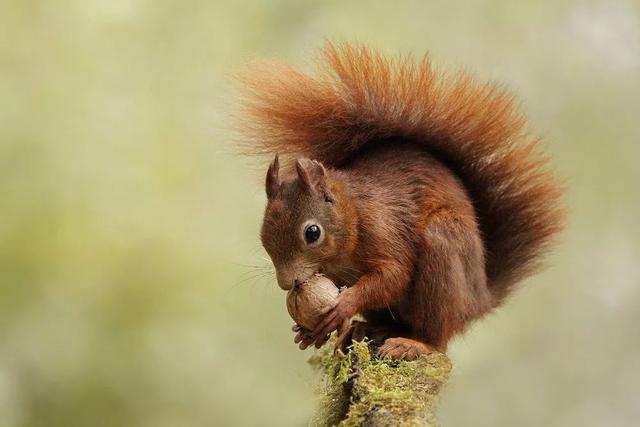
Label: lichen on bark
xmin=309 ymin=340 xmax=452 ymax=427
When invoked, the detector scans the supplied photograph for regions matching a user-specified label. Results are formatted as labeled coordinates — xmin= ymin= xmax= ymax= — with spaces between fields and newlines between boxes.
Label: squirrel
xmin=237 ymin=43 xmax=565 ymax=360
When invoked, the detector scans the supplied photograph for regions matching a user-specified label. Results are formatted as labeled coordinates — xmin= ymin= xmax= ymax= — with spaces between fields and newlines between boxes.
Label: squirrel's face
xmin=260 ymin=156 xmax=355 ymax=291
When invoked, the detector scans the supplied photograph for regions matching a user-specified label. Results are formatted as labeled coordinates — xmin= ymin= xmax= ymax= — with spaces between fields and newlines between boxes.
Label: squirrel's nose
xmin=293 ymin=279 xmax=302 ymax=289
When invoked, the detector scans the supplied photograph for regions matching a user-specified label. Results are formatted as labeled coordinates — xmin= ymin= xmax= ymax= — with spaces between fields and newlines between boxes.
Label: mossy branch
xmin=309 ymin=340 xmax=452 ymax=427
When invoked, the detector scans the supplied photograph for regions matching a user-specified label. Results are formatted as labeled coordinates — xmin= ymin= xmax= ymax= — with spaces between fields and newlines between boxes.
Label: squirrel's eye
xmin=304 ymin=224 xmax=321 ymax=244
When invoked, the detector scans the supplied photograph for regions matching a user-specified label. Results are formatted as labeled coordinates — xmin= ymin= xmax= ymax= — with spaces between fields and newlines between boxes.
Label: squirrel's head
xmin=260 ymin=156 xmax=357 ymax=291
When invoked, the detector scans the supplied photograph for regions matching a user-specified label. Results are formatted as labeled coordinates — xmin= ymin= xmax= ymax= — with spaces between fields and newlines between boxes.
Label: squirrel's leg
xmin=378 ymin=211 xmax=488 ymax=360
xmin=408 ymin=210 xmax=489 ymax=354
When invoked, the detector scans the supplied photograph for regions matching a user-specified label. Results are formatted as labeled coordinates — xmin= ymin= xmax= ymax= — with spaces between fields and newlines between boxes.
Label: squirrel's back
xmin=238 ymin=43 xmax=565 ymax=299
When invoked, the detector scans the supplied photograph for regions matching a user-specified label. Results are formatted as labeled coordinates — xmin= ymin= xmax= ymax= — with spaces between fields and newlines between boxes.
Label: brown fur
xmin=237 ymin=43 xmax=565 ymax=355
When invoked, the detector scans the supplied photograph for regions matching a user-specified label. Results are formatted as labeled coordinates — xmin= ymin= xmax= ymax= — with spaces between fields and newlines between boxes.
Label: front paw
xmin=311 ymin=287 xmax=359 ymax=341
xmin=292 ymin=323 xmax=330 ymax=350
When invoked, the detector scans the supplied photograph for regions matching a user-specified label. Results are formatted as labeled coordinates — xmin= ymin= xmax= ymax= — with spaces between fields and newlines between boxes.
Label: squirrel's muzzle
xmin=275 ymin=262 xmax=317 ymax=291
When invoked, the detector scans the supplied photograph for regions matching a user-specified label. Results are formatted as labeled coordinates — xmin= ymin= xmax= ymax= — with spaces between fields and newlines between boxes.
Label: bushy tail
xmin=237 ymin=43 xmax=565 ymax=299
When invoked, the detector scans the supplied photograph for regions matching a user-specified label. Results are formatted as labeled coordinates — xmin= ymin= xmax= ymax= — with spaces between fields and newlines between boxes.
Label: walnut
xmin=286 ymin=274 xmax=338 ymax=330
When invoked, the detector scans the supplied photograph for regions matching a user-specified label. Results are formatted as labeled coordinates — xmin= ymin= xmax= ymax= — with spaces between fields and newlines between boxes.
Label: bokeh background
xmin=1 ymin=1 xmax=639 ymax=426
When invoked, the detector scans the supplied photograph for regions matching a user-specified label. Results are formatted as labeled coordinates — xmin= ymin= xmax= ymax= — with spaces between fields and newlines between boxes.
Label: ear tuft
xmin=295 ymin=158 xmax=326 ymax=191
xmin=265 ymin=154 xmax=280 ymax=199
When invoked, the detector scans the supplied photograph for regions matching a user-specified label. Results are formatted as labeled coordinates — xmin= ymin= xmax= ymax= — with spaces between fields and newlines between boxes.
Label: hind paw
xmin=376 ymin=337 xmax=436 ymax=361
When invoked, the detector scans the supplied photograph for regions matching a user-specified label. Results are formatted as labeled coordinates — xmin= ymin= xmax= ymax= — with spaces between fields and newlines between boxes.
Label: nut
xmin=286 ymin=274 xmax=339 ymax=330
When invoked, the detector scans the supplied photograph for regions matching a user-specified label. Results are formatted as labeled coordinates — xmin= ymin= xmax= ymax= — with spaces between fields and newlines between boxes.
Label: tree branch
xmin=310 ymin=340 xmax=451 ymax=426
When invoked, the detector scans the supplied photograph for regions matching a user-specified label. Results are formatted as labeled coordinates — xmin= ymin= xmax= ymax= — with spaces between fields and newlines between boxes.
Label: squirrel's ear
xmin=295 ymin=158 xmax=327 ymax=192
xmin=265 ymin=154 xmax=280 ymax=199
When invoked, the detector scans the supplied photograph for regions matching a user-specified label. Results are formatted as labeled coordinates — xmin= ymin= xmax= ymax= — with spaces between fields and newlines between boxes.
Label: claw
xmin=315 ymin=334 xmax=330 ymax=348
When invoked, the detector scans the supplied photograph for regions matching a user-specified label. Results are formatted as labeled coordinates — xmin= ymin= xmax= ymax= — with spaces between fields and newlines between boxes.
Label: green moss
xmin=310 ymin=341 xmax=451 ymax=427
xmin=309 ymin=345 xmax=353 ymax=426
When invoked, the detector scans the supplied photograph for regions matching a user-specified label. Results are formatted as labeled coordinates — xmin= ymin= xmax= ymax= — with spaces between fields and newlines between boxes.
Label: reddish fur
xmin=238 ymin=43 xmax=565 ymax=354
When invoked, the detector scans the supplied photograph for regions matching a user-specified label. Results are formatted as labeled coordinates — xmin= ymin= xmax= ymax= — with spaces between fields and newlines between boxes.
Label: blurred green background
xmin=1 ymin=1 xmax=639 ymax=426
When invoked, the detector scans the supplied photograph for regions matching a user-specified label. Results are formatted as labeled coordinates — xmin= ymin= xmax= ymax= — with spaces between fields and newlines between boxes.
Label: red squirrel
xmin=237 ymin=43 xmax=564 ymax=360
